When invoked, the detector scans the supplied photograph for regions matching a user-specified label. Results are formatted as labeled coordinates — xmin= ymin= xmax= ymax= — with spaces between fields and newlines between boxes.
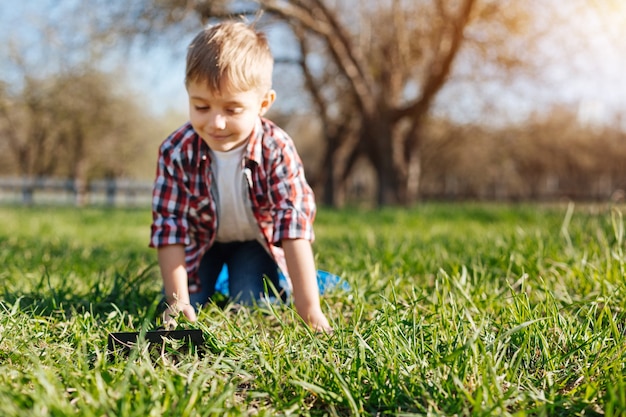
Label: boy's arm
xmin=158 ymin=244 xmax=197 ymax=325
xmin=282 ymin=238 xmax=332 ymax=332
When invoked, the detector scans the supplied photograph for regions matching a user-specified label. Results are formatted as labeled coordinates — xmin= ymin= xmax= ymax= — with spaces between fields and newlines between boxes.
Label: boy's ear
xmin=259 ymin=89 xmax=276 ymax=116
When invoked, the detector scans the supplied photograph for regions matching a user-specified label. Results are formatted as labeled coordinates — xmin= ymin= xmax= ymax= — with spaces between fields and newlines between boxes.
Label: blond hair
xmin=185 ymin=21 xmax=274 ymax=93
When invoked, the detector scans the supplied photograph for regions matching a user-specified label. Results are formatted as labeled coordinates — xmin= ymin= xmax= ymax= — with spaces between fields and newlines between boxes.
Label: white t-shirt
xmin=211 ymin=145 xmax=259 ymax=242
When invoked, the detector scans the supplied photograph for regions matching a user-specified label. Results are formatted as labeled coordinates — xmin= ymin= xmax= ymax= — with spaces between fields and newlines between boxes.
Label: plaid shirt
xmin=149 ymin=117 xmax=316 ymax=292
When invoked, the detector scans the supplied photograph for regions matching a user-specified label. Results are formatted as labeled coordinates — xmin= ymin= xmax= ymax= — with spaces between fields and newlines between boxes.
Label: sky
xmin=1 ymin=1 xmax=626 ymax=128
xmin=555 ymin=1 xmax=626 ymax=124
xmin=433 ymin=1 xmax=626 ymax=127
xmin=0 ymin=1 xmax=188 ymax=117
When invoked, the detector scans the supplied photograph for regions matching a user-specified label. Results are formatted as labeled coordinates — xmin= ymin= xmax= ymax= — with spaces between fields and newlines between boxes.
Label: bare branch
xmin=259 ymin=0 xmax=376 ymax=115
xmin=395 ymin=0 xmax=477 ymax=124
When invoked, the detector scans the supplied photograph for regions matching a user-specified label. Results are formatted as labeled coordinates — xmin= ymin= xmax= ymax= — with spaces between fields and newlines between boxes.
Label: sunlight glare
xmin=588 ymin=0 xmax=626 ymax=44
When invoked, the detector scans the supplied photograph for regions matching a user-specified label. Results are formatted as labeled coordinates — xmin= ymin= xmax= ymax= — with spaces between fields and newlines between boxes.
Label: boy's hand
xmin=158 ymin=245 xmax=196 ymax=328
xmin=162 ymin=302 xmax=197 ymax=329
xmin=283 ymin=239 xmax=333 ymax=333
xmin=300 ymin=306 xmax=333 ymax=333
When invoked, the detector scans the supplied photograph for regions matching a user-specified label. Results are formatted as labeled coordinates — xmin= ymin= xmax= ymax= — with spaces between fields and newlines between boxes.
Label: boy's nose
xmin=210 ymin=113 xmax=226 ymax=130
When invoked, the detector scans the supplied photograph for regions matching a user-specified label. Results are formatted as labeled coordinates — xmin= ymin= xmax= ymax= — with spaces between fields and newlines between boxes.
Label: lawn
xmin=0 ymin=203 xmax=625 ymax=416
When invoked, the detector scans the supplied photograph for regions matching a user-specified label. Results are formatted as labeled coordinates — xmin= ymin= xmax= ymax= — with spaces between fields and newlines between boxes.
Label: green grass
xmin=1 ymin=203 xmax=625 ymax=416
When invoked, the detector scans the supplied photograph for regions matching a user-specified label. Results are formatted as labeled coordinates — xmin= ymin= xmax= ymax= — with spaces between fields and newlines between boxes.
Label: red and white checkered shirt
xmin=149 ymin=117 xmax=316 ymax=292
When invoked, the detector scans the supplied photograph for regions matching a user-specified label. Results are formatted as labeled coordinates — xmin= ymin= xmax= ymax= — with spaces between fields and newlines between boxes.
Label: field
xmin=1 ymin=203 xmax=625 ymax=416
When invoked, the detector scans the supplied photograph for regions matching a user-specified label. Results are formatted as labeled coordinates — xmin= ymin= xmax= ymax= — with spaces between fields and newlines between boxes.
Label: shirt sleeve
xmin=267 ymin=138 xmax=316 ymax=244
xmin=149 ymin=141 xmax=190 ymax=248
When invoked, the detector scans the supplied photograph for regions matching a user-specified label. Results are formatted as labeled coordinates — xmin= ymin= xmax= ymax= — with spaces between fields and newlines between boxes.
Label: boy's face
xmin=187 ymin=80 xmax=275 ymax=152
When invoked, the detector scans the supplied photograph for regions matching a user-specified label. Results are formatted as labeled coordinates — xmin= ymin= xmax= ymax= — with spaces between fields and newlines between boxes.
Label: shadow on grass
xmin=1 ymin=264 xmax=163 ymax=321
xmin=1 ymin=232 xmax=164 ymax=322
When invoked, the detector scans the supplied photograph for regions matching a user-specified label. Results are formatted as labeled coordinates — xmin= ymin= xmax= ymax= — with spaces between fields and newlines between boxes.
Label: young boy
xmin=149 ymin=21 xmax=331 ymax=332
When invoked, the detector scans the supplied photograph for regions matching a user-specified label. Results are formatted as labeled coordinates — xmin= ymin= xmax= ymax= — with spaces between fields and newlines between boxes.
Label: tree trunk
xmin=376 ymin=166 xmax=399 ymax=206
xmin=405 ymin=148 xmax=422 ymax=204
xmin=73 ymin=161 xmax=88 ymax=207
xmin=71 ymin=129 xmax=88 ymax=207
xmin=364 ymin=119 xmax=404 ymax=206
xmin=320 ymin=143 xmax=335 ymax=207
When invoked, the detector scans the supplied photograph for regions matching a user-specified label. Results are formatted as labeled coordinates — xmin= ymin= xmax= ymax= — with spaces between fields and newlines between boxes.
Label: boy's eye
xmin=195 ymin=106 xmax=209 ymax=111
xmin=227 ymin=107 xmax=243 ymax=114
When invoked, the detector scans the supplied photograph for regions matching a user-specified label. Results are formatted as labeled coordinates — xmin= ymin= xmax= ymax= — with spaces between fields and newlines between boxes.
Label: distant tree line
xmin=0 ymin=0 xmax=177 ymax=205
xmin=0 ymin=69 xmax=167 ymax=205
xmin=326 ymin=108 xmax=626 ymax=203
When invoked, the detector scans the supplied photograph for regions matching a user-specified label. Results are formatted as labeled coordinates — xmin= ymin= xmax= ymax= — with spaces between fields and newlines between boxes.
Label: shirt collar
xmin=245 ymin=117 xmax=265 ymax=166
xmin=195 ymin=127 xmax=211 ymax=169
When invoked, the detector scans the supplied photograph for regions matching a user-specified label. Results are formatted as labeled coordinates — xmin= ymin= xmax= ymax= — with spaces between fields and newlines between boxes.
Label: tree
xmin=0 ymin=2 xmax=170 ymax=204
xmin=269 ymin=0 xmax=481 ymax=206
xmin=0 ymin=66 xmax=157 ymax=204
xmin=0 ymin=73 xmax=59 ymax=179
xmin=46 ymin=69 xmax=153 ymax=204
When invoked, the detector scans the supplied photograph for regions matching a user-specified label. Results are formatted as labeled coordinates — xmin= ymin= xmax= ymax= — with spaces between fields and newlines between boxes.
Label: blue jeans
xmin=189 ymin=240 xmax=284 ymax=308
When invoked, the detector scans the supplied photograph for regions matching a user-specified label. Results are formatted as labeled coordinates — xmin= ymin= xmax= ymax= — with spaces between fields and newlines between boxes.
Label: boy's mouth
xmin=208 ymin=133 xmax=231 ymax=141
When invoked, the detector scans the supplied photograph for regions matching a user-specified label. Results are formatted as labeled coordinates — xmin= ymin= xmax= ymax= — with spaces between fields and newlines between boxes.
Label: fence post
xmin=106 ymin=179 xmax=117 ymax=206
xmin=73 ymin=178 xmax=88 ymax=207
xmin=22 ymin=177 xmax=34 ymax=205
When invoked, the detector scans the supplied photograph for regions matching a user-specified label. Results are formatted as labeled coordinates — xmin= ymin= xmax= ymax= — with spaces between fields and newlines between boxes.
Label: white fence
xmin=0 ymin=177 xmax=153 ymax=206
